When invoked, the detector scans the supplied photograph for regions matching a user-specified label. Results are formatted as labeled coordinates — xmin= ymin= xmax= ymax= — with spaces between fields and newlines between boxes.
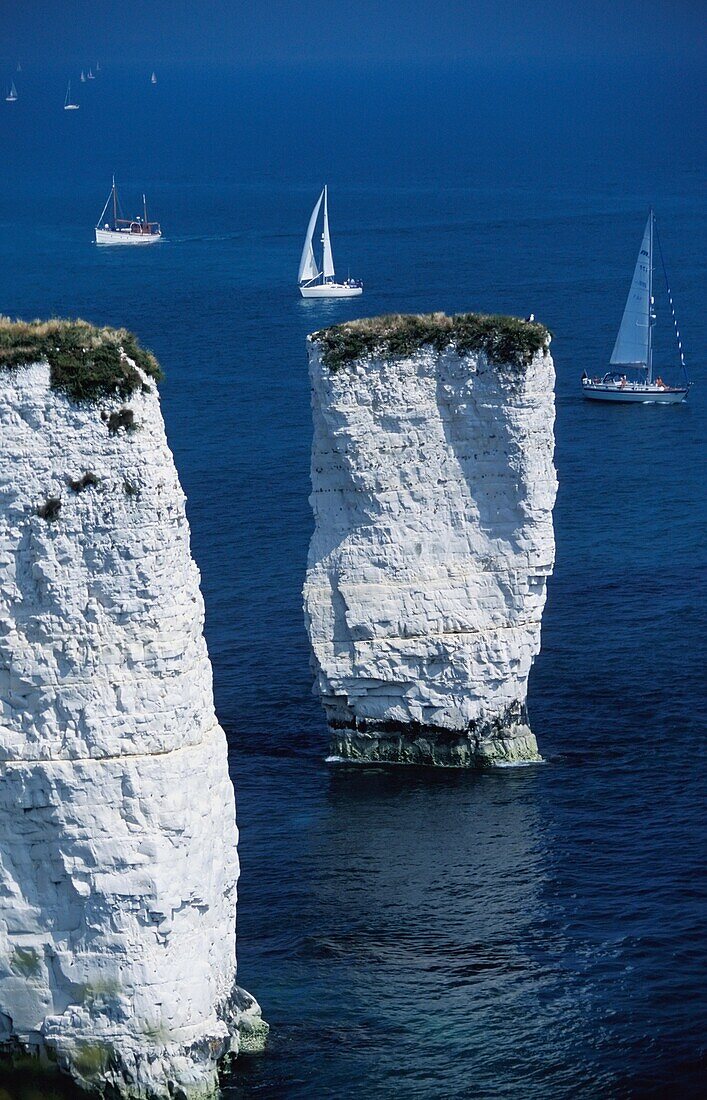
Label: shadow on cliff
xmin=435 ymin=360 xmax=526 ymax=545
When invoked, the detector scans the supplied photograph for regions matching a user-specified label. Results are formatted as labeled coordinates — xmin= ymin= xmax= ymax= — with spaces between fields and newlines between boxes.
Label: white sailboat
xmin=64 ymin=81 xmax=80 ymax=110
xmin=87 ymin=68 xmax=95 ymax=80
xmin=95 ymin=177 xmax=163 ymax=245
xmin=582 ymin=210 xmax=690 ymax=404
xmin=298 ymin=185 xmax=363 ymax=298
xmin=5 ymin=81 xmax=18 ymax=103
xmin=80 ymin=70 xmax=86 ymax=83
xmin=151 ymin=71 xmax=157 ymax=85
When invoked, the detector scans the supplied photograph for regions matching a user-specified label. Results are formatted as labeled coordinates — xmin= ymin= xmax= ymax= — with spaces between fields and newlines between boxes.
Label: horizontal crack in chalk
xmin=0 ymin=722 xmax=221 ymax=767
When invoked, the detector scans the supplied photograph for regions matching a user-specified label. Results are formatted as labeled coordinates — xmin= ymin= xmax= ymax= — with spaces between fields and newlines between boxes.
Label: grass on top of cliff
xmin=313 ymin=312 xmax=550 ymax=371
xmin=0 ymin=317 xmax=163 ymax=403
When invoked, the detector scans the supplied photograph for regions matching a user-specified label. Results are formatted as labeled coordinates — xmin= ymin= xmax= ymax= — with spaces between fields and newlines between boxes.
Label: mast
xmin=112 ymin=177 xmax=117 ymax=226
xmin=321 ymin=185 xmax=335 ymax=282
xmin=322 ymin=185 xmax=328 ymax=281
xmin=143 ymin=194 xmax=148 ymax=225
xmin=647 ymin=208 xmax=654 ymax=383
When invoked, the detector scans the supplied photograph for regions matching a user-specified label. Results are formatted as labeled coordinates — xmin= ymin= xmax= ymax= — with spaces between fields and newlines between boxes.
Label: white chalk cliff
xmin=304 ymin=314 xmax=557 ymax=766
xmin=0 ymin=342 xmax=266 ymax=1096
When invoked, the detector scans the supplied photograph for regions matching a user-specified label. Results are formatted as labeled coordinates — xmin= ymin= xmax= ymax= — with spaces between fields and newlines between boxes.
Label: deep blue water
xmin=0 ymin=60 xmax=705 ymax=1099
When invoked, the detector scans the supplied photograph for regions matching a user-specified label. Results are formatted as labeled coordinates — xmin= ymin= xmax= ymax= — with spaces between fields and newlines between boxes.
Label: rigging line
xmin=654 ymin=219 xmax=690 ymax=384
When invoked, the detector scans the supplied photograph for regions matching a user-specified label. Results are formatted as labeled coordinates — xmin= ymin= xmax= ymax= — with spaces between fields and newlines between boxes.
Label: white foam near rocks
xmin=303 ymin=331 xmax=558 ymax=767
xmin=0 ymin=360 xmax=266 ymax=1097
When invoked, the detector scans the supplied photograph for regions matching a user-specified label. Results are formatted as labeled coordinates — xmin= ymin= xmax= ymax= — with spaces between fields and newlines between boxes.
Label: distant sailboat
xmin=95 ymin=61 xmax=101 ymax=72
xmin=298 ymin=185 xmax=363 ymax=298
xmin=87 ymin=68 xmax=95 ymax=80
xmin=80 ymin=70 xmax=86 ymax=83
xmin=64 ymin=81 xmax=79 ymax=110
xmin=582 ymin=210 xmax=690 ymax=404
xmin=151 ymin=71 xmax=157 ymax=85
xmin=95 ymin=177 xmax=163 ymax=245
xmin=5 ymin=81 xmax=18 ymax=103
xmin=16 ymin=62 xmax=22 ymax=73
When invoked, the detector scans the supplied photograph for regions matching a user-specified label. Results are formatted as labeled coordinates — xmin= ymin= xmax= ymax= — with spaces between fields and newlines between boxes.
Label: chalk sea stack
xmin=0 ymin=320 xmax=266 ymax=1097
xmin=304 ymin=312 xmax=558 ymax=767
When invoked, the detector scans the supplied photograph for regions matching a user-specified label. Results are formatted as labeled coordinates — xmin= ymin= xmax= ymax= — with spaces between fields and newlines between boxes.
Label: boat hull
xmin=95 ymin=229 xmax=163 ymax=246
xmin=300 ymin=283 xmax=363 ymax=298
xmin=582 ymin=384 xmax=687 ymax=404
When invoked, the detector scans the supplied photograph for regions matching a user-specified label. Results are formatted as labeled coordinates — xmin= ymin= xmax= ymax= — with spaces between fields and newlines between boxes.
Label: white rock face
xmin=304 ymin=332 xmax=557 ymax=766
xmin=0 ymin=361 xmax=266 ymax=1097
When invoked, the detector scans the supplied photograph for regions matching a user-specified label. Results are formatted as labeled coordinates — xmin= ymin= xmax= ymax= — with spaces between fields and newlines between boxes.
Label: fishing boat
xmin=95 ymin=177 xmax=163 ymax=245
xmin=64 ymin=82 xmax=79 ymax=110
xmin=5 ymin=81 xmax=18 ymax=103
xmin=298 ymin=185 xmax=363 ymax=298
xmin=582 ymin=210 xmax=690 ymax=404
xmin=151 ymin=71 xmax=157 ymax=85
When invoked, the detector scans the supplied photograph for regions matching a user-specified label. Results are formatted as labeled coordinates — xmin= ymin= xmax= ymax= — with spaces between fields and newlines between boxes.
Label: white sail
xmin=64 ymin=81 xmax=79 ymax=109
xmin=322 ymin=185 xmax=335 ymax=279
xmin=610 ymin=215 xmax=652 ymax=366
xmin=298 ymin=189 xmax=324 ymax=284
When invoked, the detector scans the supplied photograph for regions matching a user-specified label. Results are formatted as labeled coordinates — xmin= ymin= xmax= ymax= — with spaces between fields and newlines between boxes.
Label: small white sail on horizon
xmin=298 ymin=185 xmax=362 ymax=298
xmin=151 ymin=71 xmax=157 ymax=84
xmin=64 ymin=81 xmax=79 ymax=110
xmin=80 ymin=70 xmax=86 ymax=83
xmin=5 ymin=81 xmax=18 ymax=103
xmin=87 ymin=68 xmax=95 ymax=80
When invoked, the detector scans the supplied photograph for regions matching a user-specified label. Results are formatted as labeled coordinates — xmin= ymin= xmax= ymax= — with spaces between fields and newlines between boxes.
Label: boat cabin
xmin=102 ymin=217 xmax=161 ymax=237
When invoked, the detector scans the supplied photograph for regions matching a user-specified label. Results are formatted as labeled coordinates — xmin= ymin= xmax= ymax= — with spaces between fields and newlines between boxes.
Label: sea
xmin=0 ymin=59 xmax=705 ymax=1099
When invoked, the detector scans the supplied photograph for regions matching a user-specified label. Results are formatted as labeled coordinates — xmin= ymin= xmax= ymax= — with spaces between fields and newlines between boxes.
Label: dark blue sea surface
xmin=0 ymin=60 xmax=705 ymax=1099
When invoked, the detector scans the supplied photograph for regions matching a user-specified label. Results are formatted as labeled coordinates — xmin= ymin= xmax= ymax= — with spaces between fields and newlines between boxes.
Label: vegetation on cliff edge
xmin=313 ymin=311 xmax=550 ymax=371
xmin=0 ymin=317 xmax=163 ymax=403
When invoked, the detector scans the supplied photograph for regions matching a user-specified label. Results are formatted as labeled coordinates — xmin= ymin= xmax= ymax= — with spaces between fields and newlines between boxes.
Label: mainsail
xmin=322 ymin=185 xmax=335 ymax=279
xmin=298 ymin=189 xmax=324 ymax=284
xmin=610 ymin=214 xmax=652 ymax=366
